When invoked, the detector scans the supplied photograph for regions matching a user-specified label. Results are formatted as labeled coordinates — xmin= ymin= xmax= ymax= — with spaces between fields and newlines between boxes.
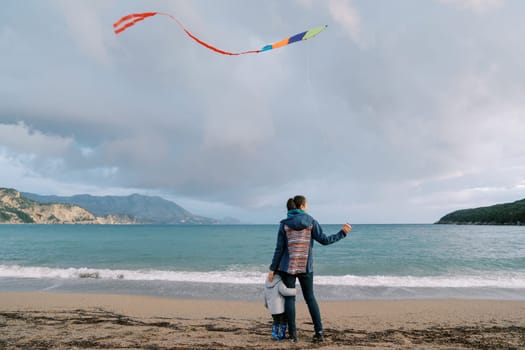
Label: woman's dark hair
xmin=287 ymin=195 xmax=306 ymax=210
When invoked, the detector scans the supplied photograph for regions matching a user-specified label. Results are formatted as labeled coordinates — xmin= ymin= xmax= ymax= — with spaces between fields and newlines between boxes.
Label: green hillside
xmin=436 ymin=198 xmax=525 ymax=225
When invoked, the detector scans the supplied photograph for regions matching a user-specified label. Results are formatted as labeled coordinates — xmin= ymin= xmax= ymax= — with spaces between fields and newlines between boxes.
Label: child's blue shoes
xmin=271 ymin=325 xmax=280 ymax=340
xmin=279 ymin=324 xmax=287 ymax=340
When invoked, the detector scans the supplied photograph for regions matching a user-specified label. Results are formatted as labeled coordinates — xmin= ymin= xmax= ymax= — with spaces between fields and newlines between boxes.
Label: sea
xmin=1 ymin=224 xmax=524 ymax=301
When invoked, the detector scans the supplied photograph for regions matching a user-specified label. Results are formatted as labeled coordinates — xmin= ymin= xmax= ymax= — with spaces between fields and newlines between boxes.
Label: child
xmin=264 ymin=273 xmax=297 ymax=340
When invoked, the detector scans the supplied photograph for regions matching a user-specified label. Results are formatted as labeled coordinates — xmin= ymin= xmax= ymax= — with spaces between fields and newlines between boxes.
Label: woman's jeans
xmin=279 ymin=271 xmax=322 ymax=337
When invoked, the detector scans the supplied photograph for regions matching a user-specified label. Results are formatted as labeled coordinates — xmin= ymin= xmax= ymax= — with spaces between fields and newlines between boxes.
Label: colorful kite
xmin=113 ymin=12 xmax=327 ymax=56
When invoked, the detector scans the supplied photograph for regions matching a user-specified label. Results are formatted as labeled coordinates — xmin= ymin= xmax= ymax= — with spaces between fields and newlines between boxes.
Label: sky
xmin=1 ymin=0 xmax=525 ymax=224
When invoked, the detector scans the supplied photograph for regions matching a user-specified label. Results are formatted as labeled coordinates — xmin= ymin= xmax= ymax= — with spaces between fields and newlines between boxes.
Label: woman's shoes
xmin=312 ymin=332 xmax=324 ymax=343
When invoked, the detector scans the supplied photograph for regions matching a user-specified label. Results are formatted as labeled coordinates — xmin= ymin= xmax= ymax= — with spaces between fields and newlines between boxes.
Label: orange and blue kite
xmin=113 ymin=12 xmax=327 ymax=56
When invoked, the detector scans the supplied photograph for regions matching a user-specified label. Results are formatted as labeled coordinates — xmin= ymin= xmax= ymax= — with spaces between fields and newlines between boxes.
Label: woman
xmin=268 ymin=195 xmax=352 ymax=343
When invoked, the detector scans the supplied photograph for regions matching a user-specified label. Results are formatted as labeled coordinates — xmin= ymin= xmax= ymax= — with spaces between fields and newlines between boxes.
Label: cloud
xmin=296 ymin=0 xmax=361 ymax=44
xmin=328 ymin=0 xmax=361 ymax=43
xmin=0 ymin=26 xmax=14 ymax=48
xmin=0 ymin=122 xmax=123 ymax=188
xmin=438 ymin=0 xmax=505 ymax=13
xmin=433 ymin=70 xmax=525 ymax=169
xmin=0 ymin=147 xmax=140 ymax=198
xmin=0 ymin=122 xmax=73 ymax=157
xmin=53 ymin=0 xmax=113 ymax=64
xmin=2 ymin=1 xmax=525 ymax=223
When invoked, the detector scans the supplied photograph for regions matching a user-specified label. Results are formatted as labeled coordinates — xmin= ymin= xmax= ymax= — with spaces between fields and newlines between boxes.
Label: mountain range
xmin=0 ymin=188 xmax=239 ymax=224
xmin=0 ymin=188 xmax=135 ymax=224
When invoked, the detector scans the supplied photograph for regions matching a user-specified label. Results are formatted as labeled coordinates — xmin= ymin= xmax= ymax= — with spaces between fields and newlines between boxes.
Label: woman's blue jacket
xmin=269 ymin=210 xmax=346 ymax=274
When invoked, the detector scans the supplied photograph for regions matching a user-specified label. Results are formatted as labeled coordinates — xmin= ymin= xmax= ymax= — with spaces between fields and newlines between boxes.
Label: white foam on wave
xmin=316 ymin=274 xmax=525 ymax=289
xmin=1 ymin=264 xmax=525 ymax=288
xmin=0 ymin=265 xmax=265 ymax=284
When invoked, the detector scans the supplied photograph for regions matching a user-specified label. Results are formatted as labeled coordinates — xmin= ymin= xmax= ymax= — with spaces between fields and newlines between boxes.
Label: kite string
xmin=305 ymin=47 xmax=328 ymax=144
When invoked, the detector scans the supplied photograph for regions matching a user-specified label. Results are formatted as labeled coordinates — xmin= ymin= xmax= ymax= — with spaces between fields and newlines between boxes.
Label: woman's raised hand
xmin=342 ymin=223 xmax=352 ymax=235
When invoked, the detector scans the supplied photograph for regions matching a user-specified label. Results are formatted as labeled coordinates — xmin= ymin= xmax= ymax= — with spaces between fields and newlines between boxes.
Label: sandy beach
xmin=0 ymin=292 xmax=524 ymax=349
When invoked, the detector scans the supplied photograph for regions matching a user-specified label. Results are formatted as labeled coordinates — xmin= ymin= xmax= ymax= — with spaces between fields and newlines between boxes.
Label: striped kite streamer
xmin=113 ymin=12 xmax=327 ymax=56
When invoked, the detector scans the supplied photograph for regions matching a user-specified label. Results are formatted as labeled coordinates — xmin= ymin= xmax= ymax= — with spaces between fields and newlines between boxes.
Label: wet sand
xmin=1 ymin=292 xmax=524 ymax=349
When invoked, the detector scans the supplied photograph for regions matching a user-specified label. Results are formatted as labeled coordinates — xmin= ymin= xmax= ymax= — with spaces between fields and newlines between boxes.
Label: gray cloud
xmin=1 ymin=0 xmax=525 ymax=223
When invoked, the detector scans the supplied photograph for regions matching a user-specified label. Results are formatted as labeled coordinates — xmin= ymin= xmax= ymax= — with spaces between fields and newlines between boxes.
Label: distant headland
xmin=436 ymin=198 xmax=525 ymax=225
xmin=0 ymin=188 xmax=239 ymax=224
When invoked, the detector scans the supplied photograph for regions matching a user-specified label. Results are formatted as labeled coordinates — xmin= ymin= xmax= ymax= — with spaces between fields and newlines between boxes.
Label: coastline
xmin=1 ymin=292 xmax=524 ymax=349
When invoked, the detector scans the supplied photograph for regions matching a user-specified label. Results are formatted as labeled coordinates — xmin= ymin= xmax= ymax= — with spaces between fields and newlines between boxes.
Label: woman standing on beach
xmin=268 ymin=195 xmax=352 ymax=343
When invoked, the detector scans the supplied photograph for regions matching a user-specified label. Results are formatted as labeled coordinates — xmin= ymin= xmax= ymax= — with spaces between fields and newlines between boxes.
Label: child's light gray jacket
xmin=264 ymin=274 xmax=297 ymax=315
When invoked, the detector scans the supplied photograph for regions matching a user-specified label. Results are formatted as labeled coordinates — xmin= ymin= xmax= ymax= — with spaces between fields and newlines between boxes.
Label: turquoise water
xmin=1 ymin=224 xmax=524 ymax=300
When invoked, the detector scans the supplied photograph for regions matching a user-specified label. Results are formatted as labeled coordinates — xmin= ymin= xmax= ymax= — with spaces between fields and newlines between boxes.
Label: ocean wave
xmin=1 ymin=265 xmax=525 ymax=288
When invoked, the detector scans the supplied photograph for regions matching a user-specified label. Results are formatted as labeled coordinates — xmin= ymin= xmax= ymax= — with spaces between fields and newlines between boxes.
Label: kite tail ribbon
xmin=113 ymin=12 xmax=158 ymax=35
xmin=113 ymin=11 xmax=327 ymax=56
